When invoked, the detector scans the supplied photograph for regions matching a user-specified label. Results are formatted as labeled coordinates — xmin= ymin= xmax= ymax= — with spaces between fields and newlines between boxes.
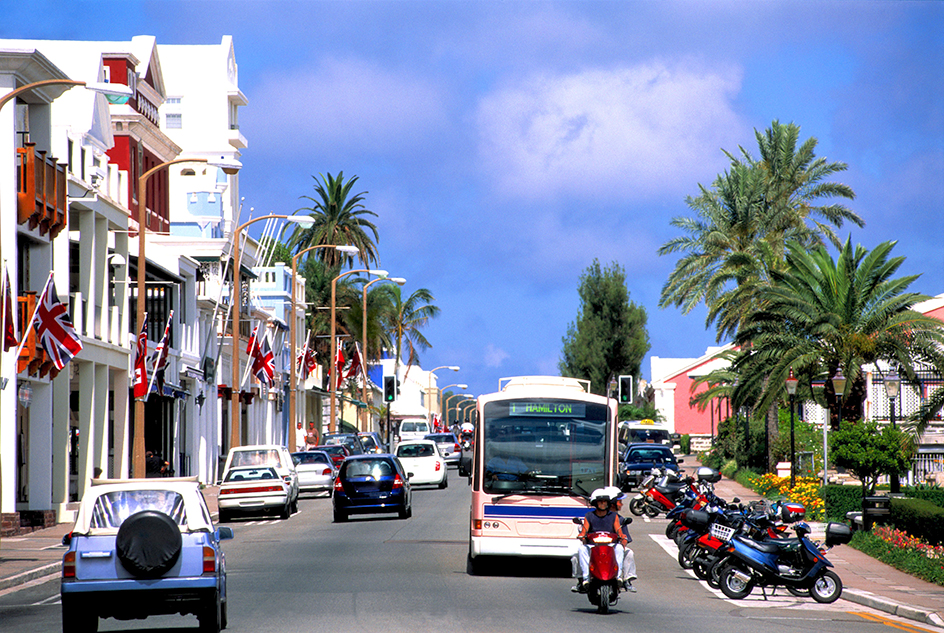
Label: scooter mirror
xmin=572 ymin=517 xmax=583 ymax=525
xmin=621 ymin=516 xmax=633 ymax=526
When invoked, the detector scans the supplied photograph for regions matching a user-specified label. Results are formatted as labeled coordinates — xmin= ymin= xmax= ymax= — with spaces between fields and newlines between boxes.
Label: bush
xmin=904 ymin=484 xmax=944 ymax=509
xmin=823 ymin=484 xmax=863 ymax=521
xmin=699 ymin=450 xmax=723 ymax=470
xmin=850 ymin=529 xmax=944 ymax=587
xmin=680 ymin=434 xmax=691 ymax=455
xmin=743 ymin=472 xmax=825 ymax=520
xmin=891 ymin=497 xmax=944 ymax=546
xmin=720 ymin=459 xmax=738 ymax=480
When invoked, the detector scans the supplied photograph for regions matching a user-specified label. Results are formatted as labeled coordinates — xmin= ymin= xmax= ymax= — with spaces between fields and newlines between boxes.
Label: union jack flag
xmin=252 ymin=329 xmax=274 ymax=385
xmin=34 ymin=276 xmax=82 ymax=371
xmin=151 ymin=311 xmax=173 ymax=397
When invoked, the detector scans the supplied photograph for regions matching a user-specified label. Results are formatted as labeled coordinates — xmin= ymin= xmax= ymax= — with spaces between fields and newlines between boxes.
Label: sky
xmin=5 ymin=1 xmax=943 ymax=401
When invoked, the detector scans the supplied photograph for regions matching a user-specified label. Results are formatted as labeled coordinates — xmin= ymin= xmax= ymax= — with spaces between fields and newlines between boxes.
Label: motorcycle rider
xmin=604 ymin=485 xmax=637 ymax=592
xmin=571 ymin=488 xmax=627 ymax=593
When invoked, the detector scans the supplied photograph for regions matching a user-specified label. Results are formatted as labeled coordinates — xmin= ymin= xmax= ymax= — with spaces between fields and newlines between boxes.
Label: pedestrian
xmin=305 ymin=422 xmax=319 ymax=449
xmin=145 ymin=451 xmax=162 ymax=478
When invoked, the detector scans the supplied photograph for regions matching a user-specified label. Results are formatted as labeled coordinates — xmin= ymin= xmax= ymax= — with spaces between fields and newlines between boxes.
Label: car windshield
xmin=343 ymin=459 xmax=395 ymax=479
xmin=400 ymin=422 xmax=429 ymax=433
xmin=230 ymin=449 xmax=281 ymax=468
xmin=358 ymin=436 xmax=379 ymax=451
xmin=89 ymin=490 xmax=186 ymax=529
xmin=625 ymin=448 xmax=673 ymax=463
xmin=397 ymin=444 xmax=435 ymax=458
xmin=224 ymin=467 xmax=279 ymax=482
xmin=482 ymin=399 xmax=610 ymax=496
xmin=628 ymin=429 xmax=670 ymax=443
xmin=292 ymin=453 xmax=330 ymax=466
xmin=425 ymin=434 xmax=455 ymax=443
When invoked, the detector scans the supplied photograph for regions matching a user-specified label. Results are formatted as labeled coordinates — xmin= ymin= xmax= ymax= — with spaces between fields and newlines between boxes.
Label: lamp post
xmin=826 ymin=369 xmax=847 ymax=488
xmin=441 ymin=386 xmax=469 ymax=430
xmin=786 ymin=369 xmax=799 ymax=489
xmin=229 ymin=213 xmax=313 ymax=455
xmin=132 ymin=155 xmax=241 ymax=478
xmin=885 ymin=370 xmax=901 ymax=493
xmin=330 ymin=268 xmax=387 ymax=433
xmin=449 ymin=395 xmax=475 ymax=431
xmin=288 ymin=244 xmax=359 ymax=452
xmin=360 ymin=276 xmax=405 ymax=431
xmin=427 ymin=366 xmax=459 ymax=424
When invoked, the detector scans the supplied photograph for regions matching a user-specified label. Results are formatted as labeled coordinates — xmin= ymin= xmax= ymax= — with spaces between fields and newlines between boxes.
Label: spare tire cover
xmin=116 ymin=510 xmax=182 ymax=578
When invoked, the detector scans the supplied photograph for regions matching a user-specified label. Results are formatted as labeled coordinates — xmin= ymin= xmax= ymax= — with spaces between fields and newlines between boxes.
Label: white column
xmin=77 ymin=363 xmax=95 ymax=501
xmin=93 ymin=365 xmax=108 ymax=478
xmin=112 ymin=367 xmax=130 ymax=478
xmin=28 ymin=381 xmax=53 ymax=511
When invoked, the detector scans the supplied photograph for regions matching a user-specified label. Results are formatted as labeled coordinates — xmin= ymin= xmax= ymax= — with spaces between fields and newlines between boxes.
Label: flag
xmin=304 ymin=346 xmax=317 ymax=380
xmin=133 ymin=313 xmax=148 ymax=399
xmin=253 ymin=330 xmax=274 ymax=385
xmin=151 ymin=310 xmax=173 ymax=397
xmin=2 ymin=268 xmax=17 ymax=351
xmin=297 ymin=334 xmax=315 ymax=381
xmin=335 ymin=338 xmax=346 ymax=389
xmin=346 ymin=342 xmax=362 ymax=381
xmin=246 ymin=323 xmax=260 ymax=357
xmin=34 ymin=276 xmax=82 ymax=371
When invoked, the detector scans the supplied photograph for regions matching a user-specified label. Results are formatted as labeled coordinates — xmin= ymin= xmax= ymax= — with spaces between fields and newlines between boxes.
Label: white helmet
xmin=589 ymin=488 xmax=612 ymax=505
xmin=603 ymin=485 xmax=625 ymax=503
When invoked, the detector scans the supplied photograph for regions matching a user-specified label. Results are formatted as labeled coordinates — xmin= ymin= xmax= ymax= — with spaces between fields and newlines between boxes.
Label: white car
xmin=291 ymin=450 xmax=337 ymax=497
xmin=218 ymin=466 xmax=292 ymax=521
xmin=397 ymin=419 xmax=431 ymax=443
xmin=221 ymin=444 xmax=298 ymax=512
xmin=395 ymin=440 xmax=448 ymax=488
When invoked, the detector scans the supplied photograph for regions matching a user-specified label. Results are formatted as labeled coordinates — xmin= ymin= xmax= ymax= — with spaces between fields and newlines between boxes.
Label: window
xmin=165 ymin=113 xmax=182 ymax=129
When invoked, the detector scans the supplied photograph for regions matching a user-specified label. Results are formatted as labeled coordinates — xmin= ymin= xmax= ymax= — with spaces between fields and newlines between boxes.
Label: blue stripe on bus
xmin=484 ymin=505 xmax=587 ymax=520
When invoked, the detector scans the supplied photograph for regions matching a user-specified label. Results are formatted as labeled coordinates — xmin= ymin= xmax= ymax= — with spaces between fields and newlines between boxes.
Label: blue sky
xmin=6 ymin=1 xmax=943 ymax=400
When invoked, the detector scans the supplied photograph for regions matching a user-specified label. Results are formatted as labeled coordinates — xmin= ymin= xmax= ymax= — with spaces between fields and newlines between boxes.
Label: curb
xmin=842 ymin=588 xmax=944 ymax=630
xmin=0 ymin=561 xmax=60 ymax=593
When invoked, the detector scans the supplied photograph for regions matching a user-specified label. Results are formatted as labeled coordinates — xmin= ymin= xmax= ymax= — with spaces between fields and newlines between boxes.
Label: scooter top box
xmin=680 ymin=509 xmax=710 ymax=529
xmin=825 ymin=521 xmax=853 ymax=546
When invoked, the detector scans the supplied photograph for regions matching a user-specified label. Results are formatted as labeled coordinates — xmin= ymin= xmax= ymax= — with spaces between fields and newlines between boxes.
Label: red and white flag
xmin=132 ymin=313 xmax=149 ymax=399
xmin=304 ymin=345 xmax=317 ymax=380
xmin=253 ymin=330 xmax=274 ymax=385
xmin=2 ymin=267 xmax=18 ymax=352
xmin=34 ymin=274 xmax=83 ymax=371
xmin=149 ymin=310 xmax=173 ymax=398
xmin=335 ymin=338 xmax=346 ymax=389
xmin=346 ymin=342 xmax=363 ymax=382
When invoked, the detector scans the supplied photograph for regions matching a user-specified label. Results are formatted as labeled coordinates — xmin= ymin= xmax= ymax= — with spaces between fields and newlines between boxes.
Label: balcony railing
xmin=16 ymin=143 xmax=67 ymax=238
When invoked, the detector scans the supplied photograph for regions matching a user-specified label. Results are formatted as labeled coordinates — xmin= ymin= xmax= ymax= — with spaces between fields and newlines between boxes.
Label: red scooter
xmin=572 ymin=517 xmax=632 ymax=614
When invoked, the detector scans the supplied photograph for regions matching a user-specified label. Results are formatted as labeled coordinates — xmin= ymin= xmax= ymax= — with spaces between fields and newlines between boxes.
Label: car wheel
xmin=439 ymin=475 xmax=448 ymax=489
xmin=280 ymin=503 xmax=291 ymax=520
xmin=333 ymin=509 xmax=347 ymax=523
xmin=61 ymin=596 xmax=98 ymax=633
xmin=221 ymin=595 xmax=228 ymax=630
xmin=217 ymin=509 xmax=231 ymax=524
xmin=198 ymin=595 xmax=221 ymax=633
xmin=398 ymin=504 xmax=409 ymax=520
xmin=116 ymin=510 xmax=182 ymax=578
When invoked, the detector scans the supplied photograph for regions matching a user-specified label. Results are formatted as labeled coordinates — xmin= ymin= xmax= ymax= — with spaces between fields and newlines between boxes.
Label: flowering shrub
xmin=851 ymin=528 xmax=944 ymax=586
xmin=747 ymin=473 xmax=825 ymax=521
xmin=873 ymin=526 xmax=944 ymax=561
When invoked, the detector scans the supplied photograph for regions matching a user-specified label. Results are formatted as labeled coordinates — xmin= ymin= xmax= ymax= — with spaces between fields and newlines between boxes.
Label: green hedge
xmin=823 ymin=484 xmax=863 ymax=521
xmin=679 ymin=434 xmax=691 ymax=455
xmin=903 ymin=485 xmax=944 ymax=509
xmin=890 ymin=497 xmax=944 ymax=546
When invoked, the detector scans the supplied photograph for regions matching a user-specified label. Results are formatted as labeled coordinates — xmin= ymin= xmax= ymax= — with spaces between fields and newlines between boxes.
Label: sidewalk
xmin=701 ymin=461 xmax=944 ymax=629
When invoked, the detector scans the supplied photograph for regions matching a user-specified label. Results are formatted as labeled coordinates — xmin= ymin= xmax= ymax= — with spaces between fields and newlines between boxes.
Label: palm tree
xmin=732 ymin=238 xmax=944 ymax=434
xmin=344 ymin=283 xmax=397 ymax=365
xmin=384 ymin=285 xmax=441 ymax=383
xmin=290 ymin=172 xmax=380 ymax=268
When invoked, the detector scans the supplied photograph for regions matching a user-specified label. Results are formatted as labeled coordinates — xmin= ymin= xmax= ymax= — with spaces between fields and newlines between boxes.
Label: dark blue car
xmin=619 ymin=443 xmax=683 ymax=490
xmin=333 ymin=454 xmax=412 ymax=522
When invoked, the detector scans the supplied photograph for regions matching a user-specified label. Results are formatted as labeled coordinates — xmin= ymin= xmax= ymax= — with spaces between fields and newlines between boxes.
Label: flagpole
xmin=146 ymin=310 xmax=173 ymax=399
xmin=0 ymin=262 xmax=8 ymax=385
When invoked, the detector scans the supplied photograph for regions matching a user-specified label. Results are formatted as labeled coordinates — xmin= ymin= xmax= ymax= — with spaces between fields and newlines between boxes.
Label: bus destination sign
xmin=509 ymin=402 xmax=586 ymax=417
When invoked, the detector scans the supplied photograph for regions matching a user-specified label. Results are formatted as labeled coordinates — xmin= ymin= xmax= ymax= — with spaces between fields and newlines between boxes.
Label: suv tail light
xmin=63 ymin=551 xmax=76 ymax=578
xmin=334 ymin=477 xmax=344 ymax=493
xmin=392 ymin=474 xmax=404 ymax=490
xmin=203 ymin=547 xmax=216 ymax=573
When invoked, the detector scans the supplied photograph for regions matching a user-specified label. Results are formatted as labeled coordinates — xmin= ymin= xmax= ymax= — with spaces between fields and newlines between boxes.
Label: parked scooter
xmin=717 ymin=520 xmax=853 ymax=603
xmin=571 ymin=516 xmax=633 ymax=614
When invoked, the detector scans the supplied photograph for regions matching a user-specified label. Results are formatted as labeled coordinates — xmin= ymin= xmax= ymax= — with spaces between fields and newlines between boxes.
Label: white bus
xmin=467 ymin=376 xmax=618 ymax=572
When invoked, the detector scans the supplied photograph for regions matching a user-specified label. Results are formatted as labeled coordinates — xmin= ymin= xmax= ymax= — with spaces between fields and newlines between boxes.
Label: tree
xmin=559 ymin=260 xmax=649 ymax=397
xmin=384 ymin=285 xmax=440 ymax=383
xmin=289 ymin=172 xmax=380 ymax=268
xmin=344 ymin=283 xmax=396 ymax=366
xmin=831 ymin=420 xmax=913 ymax=497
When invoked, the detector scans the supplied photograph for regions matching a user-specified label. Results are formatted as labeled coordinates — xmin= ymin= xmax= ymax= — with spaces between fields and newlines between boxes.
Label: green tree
xmin=559 ymin=260 xmax=649 ymax=397
xmin=831 ymin=420 xmax=913 ymax=497
xmin=344 ymin=283 xmax=397 ymax=366
xmin=384 ymin=285 xmax=441 ymax=383
xmin=289 ymin=172 xmax=380 ymax=268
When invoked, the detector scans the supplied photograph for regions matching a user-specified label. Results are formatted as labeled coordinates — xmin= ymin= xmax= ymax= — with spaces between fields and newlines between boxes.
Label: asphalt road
xmin=0 ymin=473 xmax=932 ymax=633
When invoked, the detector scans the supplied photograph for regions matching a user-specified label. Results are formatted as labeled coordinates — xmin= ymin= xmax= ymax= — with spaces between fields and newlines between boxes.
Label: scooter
xmin=571 ymin=517 xmax=633 ymax=614
xmin=629 ymin=467 xmax=697 ymax=518
xmin=717 ymin=520 xmax=852 ymax=603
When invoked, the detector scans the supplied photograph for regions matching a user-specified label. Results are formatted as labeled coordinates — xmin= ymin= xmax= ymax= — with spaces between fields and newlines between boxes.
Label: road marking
xmin=856 ymin=611 xmax=938 ymax=632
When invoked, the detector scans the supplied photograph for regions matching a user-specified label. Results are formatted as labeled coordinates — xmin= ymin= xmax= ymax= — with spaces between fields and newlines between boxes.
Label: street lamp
xmin=441 ymin=386 xmax=468 ymax=429
xmin=457 ymin=399 xmax=476 ymax=425
xmin=288 ymin=244 xmax=359 ymax=451
xmin=133 ymin=155 xmax=242 ymax=478
xmin=449 ymin=395 xmax=475 ymax=430
xmin=0 ymin=79 xmax=132 ymax=111
xmin=785 ymin=369 xmax=799 ymax=489
xmin=427 ymin=366 xmax=459 ymax=423
xmin=228 ymin=213 xmax=314 ymax=455
xmin=330 ymin=268 xmax=388 ymax=433
xmin=884 ymin=370 xmax=901 ymax=493
xmin=360 ymin=276 xmax=406 ymax=431
xmin=825 ymin=369 xmax=847 ymax=488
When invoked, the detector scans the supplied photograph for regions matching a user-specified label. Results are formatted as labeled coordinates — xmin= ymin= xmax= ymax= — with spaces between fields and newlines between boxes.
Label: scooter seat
xmin=655 ymin=482 xmax=688 ymax=494
xmin=736 ymin=536 xmax=801 ymax=554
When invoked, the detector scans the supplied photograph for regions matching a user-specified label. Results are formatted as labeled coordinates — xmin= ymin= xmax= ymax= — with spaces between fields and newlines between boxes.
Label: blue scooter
xmin=717 ymin=521 xmax=852 ymax=603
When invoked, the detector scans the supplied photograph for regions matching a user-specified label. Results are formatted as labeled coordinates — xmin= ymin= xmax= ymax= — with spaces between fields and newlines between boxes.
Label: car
xmin=396 ymin=418 xmax=431 ymax=443
xmin=423 ymin=432 xmax=461 ymax=467
xmin=221 ymin=444 xmax=299 ymax=511
xmin=357 ymin=431 xmax=385 ymax=453
xmin=619 ymin=443 xmax=684 ymax=490
xmin=60 ymin=477 xmax=234 ymax=633
xmin=291 ymin=451 xmax=337 ymax=496
xmin=218 ymin=466 xmax=293 ymax=521
xmin=321 ymin=433 xmax=366 ymax=455
xmin=395 ymin=440 xmax=448 ymax=488
xmin=313 ymin=444 xmax=351 ymax=469
xmin=332 ymin=454 xmax=413 ymax=522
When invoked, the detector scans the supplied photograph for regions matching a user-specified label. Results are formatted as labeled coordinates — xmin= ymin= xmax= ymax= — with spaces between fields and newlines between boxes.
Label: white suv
xmin=396 ymin=419 xmax=431 ymax=444
xmin=221 ymin=445 xmax=299 ymax=512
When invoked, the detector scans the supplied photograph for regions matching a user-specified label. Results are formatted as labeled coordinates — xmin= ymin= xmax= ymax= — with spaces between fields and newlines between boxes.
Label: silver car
xmin=423 ymin=433 xmax=461 ymax=467
xmin=291 ymin=451 xmax=337 ymax=497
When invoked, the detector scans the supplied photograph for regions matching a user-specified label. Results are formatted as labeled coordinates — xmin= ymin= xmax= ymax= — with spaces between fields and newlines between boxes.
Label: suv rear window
xmin=230 ymin=449 xmax=281 ymax=468
xmin=400 ymin=422 xmax=429 ymax=433
xmin=90 ymin=490 xmax=186 ymax=529
xmin=626 ymin=447 xmax=675 ymax=463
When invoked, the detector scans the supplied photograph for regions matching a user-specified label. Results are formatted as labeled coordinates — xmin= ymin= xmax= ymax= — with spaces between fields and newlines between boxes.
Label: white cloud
xmin=251 ymin=57 xmax=447 ymax=154
xmin=475 ymin=60 xmax=747 ymax=201
xmin=484 ymin=343 xmax=509 ymax=368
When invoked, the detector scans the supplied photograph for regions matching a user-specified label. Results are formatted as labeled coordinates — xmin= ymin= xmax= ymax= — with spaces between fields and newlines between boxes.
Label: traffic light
xmin=383 ymin=375 xmax=397 ymax=402
xmin=619 ymin=376 xmax=633 ymax=403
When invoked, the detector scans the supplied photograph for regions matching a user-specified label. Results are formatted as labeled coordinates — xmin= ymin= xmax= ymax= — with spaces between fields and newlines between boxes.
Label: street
xmin=0 ymin=474 xmax=932 ymax=633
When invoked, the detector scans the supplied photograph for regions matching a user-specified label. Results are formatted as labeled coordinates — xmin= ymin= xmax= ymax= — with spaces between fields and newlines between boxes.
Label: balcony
xmin=16 ymin=143 xmax=67 ymax=238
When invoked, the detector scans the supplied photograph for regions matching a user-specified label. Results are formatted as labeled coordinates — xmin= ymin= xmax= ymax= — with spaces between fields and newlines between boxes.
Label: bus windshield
xmin=481 ymin=398 xmax=610 ymax=497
